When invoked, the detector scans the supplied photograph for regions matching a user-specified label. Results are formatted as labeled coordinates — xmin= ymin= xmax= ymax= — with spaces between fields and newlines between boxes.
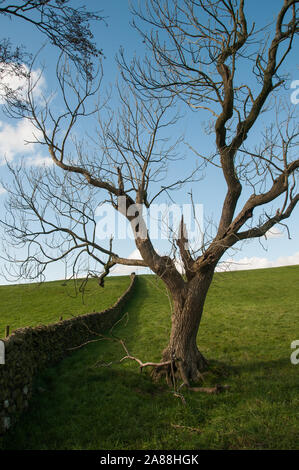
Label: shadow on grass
xmin=0 ymin=277 xmax=173 ymax=450
xmin=1 ymin=277 xmax=298 ymax=450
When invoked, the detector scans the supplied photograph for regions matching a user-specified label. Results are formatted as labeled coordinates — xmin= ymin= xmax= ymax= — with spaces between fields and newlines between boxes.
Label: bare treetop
xmin=0 ymin=0 xmax=103 ymax=90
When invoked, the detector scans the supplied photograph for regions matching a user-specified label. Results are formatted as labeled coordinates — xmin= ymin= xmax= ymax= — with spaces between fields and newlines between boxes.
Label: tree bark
xmin=152 ymin=267 xmax=215 ymax=386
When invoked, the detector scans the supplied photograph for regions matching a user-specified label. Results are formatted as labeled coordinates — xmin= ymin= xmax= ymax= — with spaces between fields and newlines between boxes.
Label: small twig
xmin=172 ymin=392 xmax=187 ymax=406
xmin=188 ymin=384 xmax=230 ymax=394
xmin=68 ymin=336 xmax=106 ymax=351
xmin=171 ymin=423 xmax=201 ymax=434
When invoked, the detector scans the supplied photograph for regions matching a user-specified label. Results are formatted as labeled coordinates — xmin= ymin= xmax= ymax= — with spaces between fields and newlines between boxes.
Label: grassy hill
xmin=0 ymin=275 xmax=131 ymax=337
xmin=1 ymin=265 xmax=298 ymax=450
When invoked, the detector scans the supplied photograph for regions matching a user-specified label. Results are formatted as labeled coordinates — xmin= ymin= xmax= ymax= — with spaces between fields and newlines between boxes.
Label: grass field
xmin=1 ymin=266 xmax=298 ymax=450
xmin=0 ymin=276 xmax=131 ymax=337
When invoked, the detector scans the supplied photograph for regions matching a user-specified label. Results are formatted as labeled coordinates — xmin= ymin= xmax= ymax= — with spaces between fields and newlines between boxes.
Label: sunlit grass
xmin=1 ymin=266 xmax=298 ymax=450
xmin=0 ymin=275 xmax=131 ymax=337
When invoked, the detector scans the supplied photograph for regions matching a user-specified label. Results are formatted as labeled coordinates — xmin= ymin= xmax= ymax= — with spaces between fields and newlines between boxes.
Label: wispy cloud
xmin=112 ymin=248 xmax=299 ymax=277
xmin=265 ymin=226 xmax=284 ymax=239
xmin=25 ymin=154 xmax=53 ymax=167
xmin=218 ymin=251 xmax=299 ymax=272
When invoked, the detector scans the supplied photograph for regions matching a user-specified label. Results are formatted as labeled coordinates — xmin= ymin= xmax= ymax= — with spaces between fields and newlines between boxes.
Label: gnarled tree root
xmin=151 ymin=349 xmax=209 ymax=387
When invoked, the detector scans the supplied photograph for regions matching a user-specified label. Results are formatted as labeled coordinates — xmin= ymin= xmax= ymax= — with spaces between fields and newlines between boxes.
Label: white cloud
xmin=0 ymin=64 xmax=46 ymax=104
xmin=272 ymin=252 xmax=299 ymax=268
xmin=0 ymin=118 xmax=42 ymax=164
xmin=111 ymin=246 xmax=299 ymax=277
xmin=26 ymin=154 xmax=53 ymax=167
xmin=111 ymin=249 xmax=150 ymax=276
xmin=265 ymin=226 xmax=284 ymax=239
xmin=0 ymin=64 xmax=47 ymax=166
xmin=217 ymin=251 xmax=299 ymax=272
xmin=0 ymin=185 xmax=6 ymax=195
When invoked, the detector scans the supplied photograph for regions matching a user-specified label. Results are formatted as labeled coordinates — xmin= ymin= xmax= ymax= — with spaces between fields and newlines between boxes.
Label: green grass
xmin=0 ymin=275 xmax=131 ymax=337
xmin=1 ymin=266 xmax=299 ymax=450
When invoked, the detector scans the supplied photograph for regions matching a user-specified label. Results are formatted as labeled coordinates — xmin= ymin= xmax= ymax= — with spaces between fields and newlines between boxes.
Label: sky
xmin=0 ymin=0 xmax=298 ymax=283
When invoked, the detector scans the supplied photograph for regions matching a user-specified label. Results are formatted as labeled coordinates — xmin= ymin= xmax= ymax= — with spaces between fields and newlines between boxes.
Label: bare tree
xmin=1 ymin=0 xmax=299 ymax=387
xmin=0 ymin=0 xmax=103 ymax=104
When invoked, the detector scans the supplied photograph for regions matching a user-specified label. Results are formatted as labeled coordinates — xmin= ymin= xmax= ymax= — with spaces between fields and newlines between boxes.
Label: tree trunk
xmin=152 ymin=268 xmax=215 ymax=386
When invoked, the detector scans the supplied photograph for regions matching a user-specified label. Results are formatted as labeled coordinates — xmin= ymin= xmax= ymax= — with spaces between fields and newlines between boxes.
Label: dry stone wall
xmin=0 ymin=273 xmax=136 ymax=435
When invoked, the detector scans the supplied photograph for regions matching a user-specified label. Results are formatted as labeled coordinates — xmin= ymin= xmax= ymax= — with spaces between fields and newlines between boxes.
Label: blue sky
xmin=0 ymin=0 xmax=298 ymax=283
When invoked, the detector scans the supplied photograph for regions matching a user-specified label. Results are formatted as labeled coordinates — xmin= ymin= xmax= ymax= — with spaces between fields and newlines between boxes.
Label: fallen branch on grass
xmin=66 ymin=311 xmax=230 ymax=402
xmin=68 ymin=311 xmax=176 ymax=373
xmin=117 ymin=339 xmax=174 ymax=372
